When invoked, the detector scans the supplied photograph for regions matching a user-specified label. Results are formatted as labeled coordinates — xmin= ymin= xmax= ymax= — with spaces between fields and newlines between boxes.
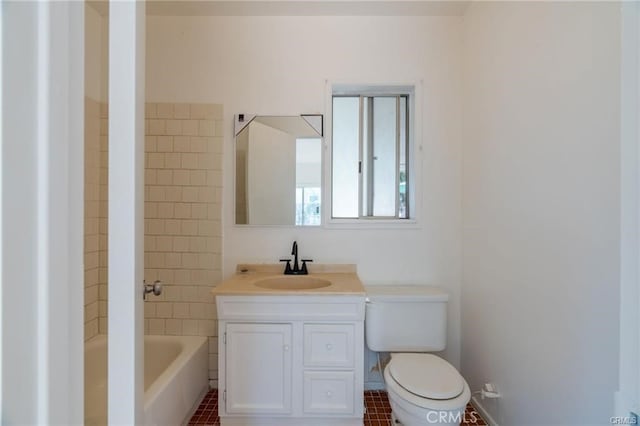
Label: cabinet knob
xmin=326 ymin=344 xmax=333 ymax=350
xmin=326 ymin=391 xmax=333 ymax=398
xmin=283 ymin=345 xmax=289 ymax=351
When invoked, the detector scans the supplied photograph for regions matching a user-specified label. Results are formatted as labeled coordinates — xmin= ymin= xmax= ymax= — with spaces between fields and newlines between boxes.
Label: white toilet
xmin=365 ymin=285 xmax=470 ymax=426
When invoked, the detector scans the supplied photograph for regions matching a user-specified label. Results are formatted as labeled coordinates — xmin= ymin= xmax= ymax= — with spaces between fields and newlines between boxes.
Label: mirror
xmin=235 ymin=114 xmax=323 ymax=226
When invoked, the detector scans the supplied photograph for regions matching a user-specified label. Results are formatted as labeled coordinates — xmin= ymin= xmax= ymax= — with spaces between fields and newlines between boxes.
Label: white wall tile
xmin=166 ymin=119 xmax=182 ymax=135
xmin=156 ymin=302 xmax=173 ymax=318
xmin=149 ymin=119 xmax=166 ymax=135
xmin=91 ymin=102 xmax=224 ymax=383
xmin=182 ymin=120 xmax=199 ymax=136
xmin=173 ymin=104 xmax=190 ymax=119
xmin=148 ymin=318 xmax=165 ymax=335
xmin=173 ymin=302 xmax=190 ymax=319
xmin=165 ymin=319 xmax=182 ymax=335
xmin=156 ymin=103 xmax=174 ymax=119
xmin=156 ymin=136 xmax=173 ymax=152
xmin=182 ymin=319 xmax=199 ymax=335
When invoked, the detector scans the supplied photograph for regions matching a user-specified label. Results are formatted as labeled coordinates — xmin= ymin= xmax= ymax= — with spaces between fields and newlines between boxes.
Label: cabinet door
xmin=225 ymin=323 xmax=292 ymax=414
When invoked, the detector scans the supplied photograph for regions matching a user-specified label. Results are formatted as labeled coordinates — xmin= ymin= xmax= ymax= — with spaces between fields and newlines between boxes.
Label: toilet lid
xmin=388 ymin=353 xmax=464 ymax=400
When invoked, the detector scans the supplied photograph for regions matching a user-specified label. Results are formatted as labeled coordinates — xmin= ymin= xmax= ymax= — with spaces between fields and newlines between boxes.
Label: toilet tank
xmin=365 ymin=285 xmax=448 ymax=352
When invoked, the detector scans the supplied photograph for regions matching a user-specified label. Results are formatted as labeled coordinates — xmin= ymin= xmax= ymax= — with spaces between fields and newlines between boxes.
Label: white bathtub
xmin=85 ymin=334 xmax=209 ymax=426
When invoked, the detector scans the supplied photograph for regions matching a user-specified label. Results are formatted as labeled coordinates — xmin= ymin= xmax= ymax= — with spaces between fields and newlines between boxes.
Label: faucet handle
xmin=279 ymin=259 xmax=292 ymax=274
xmin=300 ymin=259 xmax=313 ymax=275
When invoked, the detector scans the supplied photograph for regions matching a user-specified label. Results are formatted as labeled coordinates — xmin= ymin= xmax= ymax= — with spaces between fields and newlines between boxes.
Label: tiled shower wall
xmin=91 ymin=102 xmax=224 ymax=386
xmin=84 ymin=97 xmax=101 ymax=341
xmin=143 ymin=103 xmax=223 ymax=386
xmin=98 ymin=103 xmax=108 ymax=334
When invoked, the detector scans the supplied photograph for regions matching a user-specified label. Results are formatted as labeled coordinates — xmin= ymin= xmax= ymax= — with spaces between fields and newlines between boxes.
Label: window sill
xmin=323 ymin=218 xmax=420 ymax=230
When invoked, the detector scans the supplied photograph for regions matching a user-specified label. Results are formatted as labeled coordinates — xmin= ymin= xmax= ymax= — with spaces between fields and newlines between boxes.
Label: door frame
xmin=1 ymin=1 xmax=85 ymax=423
xmin=107 ymin=0 xmax=146 ymax=423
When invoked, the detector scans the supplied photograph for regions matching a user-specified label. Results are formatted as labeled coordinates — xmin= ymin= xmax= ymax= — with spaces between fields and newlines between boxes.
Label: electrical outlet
xmin=481 ymin=383 xmax=500 ymax=399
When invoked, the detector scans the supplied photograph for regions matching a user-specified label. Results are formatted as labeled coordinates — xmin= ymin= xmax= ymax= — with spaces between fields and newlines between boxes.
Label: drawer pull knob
xmin=326 ymin=391 xmax=332 ymax=398
xmin=326 ymin=344 xmax=333 ymax=350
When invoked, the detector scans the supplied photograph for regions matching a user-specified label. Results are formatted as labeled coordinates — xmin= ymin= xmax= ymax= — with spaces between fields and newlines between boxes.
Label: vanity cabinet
xmin=217 ymin=295 xmax=365 ymax=426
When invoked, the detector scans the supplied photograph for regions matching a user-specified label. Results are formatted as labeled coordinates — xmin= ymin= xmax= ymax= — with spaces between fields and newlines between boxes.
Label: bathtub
xmin=85 ymin=334 xmax=209 ymax=426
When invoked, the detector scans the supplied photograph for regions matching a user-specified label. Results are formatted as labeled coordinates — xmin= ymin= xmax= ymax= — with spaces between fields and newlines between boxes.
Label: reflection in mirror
xmin=235 ymin=115 xmax=323 ymax=226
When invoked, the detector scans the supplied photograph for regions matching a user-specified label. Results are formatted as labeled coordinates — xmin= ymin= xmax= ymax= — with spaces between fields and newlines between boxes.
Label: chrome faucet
xmin=280 ymin=241 xmax=312 ymax=275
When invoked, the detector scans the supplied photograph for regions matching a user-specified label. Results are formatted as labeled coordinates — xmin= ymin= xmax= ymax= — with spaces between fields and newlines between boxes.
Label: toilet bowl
xmin=364 ymin=285 xmax=471 ymax=426
xmin=383 ymin=353 xmax=470 ymax=426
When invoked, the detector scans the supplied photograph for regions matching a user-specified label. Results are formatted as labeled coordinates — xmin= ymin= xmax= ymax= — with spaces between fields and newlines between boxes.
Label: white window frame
xmin=324 ymin=82 xmax=422 ymax=229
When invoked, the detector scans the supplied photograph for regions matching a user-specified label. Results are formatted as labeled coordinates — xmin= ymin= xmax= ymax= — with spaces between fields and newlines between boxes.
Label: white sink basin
xmin=253 ymin=276 xmax=332 ymax=290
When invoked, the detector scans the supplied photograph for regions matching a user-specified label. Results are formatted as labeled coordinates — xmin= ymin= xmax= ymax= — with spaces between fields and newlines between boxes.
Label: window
xmin=331 ymin=90 xmax=411 ymax=219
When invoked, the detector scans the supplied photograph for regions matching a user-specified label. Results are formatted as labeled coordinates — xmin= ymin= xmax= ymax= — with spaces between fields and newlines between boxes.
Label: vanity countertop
xmin=212 ymin=264 xmax=366 ymax=296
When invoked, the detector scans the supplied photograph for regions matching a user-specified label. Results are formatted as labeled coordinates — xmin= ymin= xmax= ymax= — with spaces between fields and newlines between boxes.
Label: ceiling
xmin=88 ymin=0 xmax=470 ymax=17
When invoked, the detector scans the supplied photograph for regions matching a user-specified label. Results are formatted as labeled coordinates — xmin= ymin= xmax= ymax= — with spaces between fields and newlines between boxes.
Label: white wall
xmin=618 ymin=3 xmax=640 ymax=417
xmin=462 ymin=2 xmax=621 ymax=424
xmin=146 ymin=15 xmax=464 ymax=366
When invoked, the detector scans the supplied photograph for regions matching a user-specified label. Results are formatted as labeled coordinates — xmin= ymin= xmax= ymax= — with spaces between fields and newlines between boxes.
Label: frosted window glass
xmin=362 ymin=99 xmax=370 ymax=215
xmin=331 ymin=91 xmax=411 ymax=220
xmin=372 ymin=97 xmax=397 ymax=217
xmin=399 ymin=96 xmax=408 ymax=218
xmin=332 ymin=97 xmax=360 ymax=218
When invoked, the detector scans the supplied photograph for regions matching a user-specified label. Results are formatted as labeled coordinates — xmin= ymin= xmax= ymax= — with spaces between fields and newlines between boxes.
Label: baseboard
xmin=471 ymin=395 xmax=500 ymax=426
xmin=364 ymin=381 xmax=385 ymax=391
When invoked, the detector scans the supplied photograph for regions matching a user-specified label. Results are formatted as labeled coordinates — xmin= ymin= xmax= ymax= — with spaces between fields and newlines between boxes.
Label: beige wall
xmin=85 ymin=5 xmax=106 ymax=102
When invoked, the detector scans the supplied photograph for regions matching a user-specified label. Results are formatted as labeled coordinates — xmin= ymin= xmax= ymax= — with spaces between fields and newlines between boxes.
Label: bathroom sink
xmin=253 ymin=276 xmax=332 ymax=290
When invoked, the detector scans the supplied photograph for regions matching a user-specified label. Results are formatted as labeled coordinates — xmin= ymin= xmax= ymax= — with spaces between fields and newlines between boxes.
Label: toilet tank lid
xmin=365 ymin=285 xmax=449 ymax=302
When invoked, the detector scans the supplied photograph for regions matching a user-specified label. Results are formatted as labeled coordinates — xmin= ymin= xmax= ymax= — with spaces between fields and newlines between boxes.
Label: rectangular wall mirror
xmin=235 ymin=114 xmax=323 ymax=226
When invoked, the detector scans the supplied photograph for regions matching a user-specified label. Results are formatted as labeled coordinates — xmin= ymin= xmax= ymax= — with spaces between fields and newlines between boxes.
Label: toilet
xmin=365 ymin=285 xmax=470 ymax=426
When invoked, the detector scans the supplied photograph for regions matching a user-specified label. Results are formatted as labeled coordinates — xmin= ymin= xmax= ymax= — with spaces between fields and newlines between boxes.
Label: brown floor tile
xmin=189 ymin=389 xmax=486 ymax=426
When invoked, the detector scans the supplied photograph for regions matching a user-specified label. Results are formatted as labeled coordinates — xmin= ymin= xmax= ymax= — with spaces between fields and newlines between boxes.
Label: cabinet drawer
xmin=303 ymin=371 xmax=354 ymax=415
xmin=303 ymin=324 xmax=354 ymax=368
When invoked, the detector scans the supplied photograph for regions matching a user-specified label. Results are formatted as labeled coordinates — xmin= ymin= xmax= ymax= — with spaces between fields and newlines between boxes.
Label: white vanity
xmin=213 ymin=264 xmax=366 ymax=426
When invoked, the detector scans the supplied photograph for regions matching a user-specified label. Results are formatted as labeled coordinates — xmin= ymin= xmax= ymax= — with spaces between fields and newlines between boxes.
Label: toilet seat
xmin=384 ymin=354 xmax=471 ymax=412
xmin=388 ymin=353 xmax=464 ymax=400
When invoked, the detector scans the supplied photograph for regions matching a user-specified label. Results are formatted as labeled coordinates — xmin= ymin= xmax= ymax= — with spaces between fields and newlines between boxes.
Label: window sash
xmin=331 ymin=94 xmax=409 ymax=219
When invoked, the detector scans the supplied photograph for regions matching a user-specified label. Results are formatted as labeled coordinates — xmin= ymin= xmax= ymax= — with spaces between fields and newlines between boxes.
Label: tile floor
xmin=188 ymin=389 xmax=487 ymax=426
